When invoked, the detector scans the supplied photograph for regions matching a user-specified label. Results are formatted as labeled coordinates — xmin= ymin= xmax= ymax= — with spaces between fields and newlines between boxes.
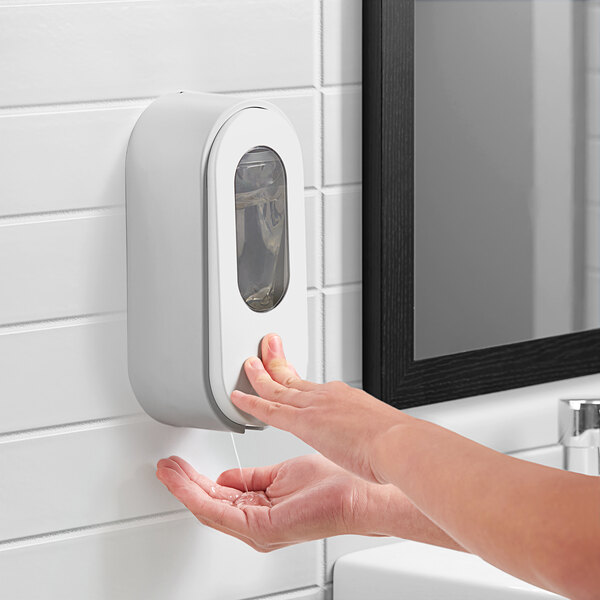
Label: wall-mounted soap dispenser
xmin=126 ymin=92 xmax=308 ymax=433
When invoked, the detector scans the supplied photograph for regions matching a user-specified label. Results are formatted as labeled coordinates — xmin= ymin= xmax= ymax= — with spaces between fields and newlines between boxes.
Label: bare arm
xmin=231 ymin=334 xmax=600 ymax=600
xmin=371 ymin=420 xmax=600 ymax=600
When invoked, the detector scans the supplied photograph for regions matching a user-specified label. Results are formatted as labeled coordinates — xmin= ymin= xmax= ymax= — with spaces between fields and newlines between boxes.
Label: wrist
xmin=369 ymin=413 xmax=416 ymax=485
xmin=357 ymin=483 xmax=409 ymax=536
xmin=360 ymin=481 xmax=465 ymax=551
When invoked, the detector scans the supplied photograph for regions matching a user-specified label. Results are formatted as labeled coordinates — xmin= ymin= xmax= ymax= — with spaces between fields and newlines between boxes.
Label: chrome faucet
xmin=559 ymin=399 xmax=600 ymax=476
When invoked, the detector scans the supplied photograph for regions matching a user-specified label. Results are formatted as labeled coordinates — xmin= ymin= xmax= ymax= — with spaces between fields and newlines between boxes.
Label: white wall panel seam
xmin=0 ymin=190 xmax=319 ymax=223
xmin=0 ymin=509 xmax=187 ymax=552
xmin=323 ymin=83 xmax=361 ymax=94
xmin=318 ymin=538 xmax=328 ymax=588
xmin=0 ymin=0 xmax=161 ymax=7
xmin=0 ymin=311 xmax=124 ymax=335
xmin=321 ymin=183 xmax=362 ymax=194
xmin=318 ymin=0 xmax=325 ymax=88
xmin=0 ymin=206 xmax=123 ymax=226
xmin=322 ymin=283 xmax=362 ymax=295
xmin=0 ymin=87 xmax=324 ymax=116
xmin=0 ymin=414 xmax=148 ymax=444
xmin=321 ymin=82 xmax=362 ymax=89
xmin=0 ymin=97 xmax=153 ymax=116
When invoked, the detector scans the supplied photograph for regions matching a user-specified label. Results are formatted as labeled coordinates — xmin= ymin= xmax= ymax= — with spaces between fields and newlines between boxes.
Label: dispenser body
xmin=126 ymin=92 xmax=308 ymax=432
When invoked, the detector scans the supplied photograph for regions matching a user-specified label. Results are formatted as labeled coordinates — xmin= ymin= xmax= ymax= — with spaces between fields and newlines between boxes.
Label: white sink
xmin=333 ymin=541 xmax=566 ymax=599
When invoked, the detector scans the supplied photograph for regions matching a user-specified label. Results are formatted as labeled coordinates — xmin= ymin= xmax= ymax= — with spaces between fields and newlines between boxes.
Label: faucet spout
xmin=559 ymin=399 xmax=600 ymax=476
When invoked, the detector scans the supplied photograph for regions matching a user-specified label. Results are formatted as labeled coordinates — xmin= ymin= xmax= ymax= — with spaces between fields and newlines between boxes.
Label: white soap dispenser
xmin=125 ymin=92 xmax=308 ymax=432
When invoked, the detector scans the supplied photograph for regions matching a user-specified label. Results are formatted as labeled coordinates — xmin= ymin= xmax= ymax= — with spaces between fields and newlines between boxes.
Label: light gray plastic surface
xmin=126 ymin=92 xmax=267 ymax=432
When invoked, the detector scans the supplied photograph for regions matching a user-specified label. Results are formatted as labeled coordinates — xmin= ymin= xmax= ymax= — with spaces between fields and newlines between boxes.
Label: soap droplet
xmin=233 ymin=491 xmax=272 ymax=508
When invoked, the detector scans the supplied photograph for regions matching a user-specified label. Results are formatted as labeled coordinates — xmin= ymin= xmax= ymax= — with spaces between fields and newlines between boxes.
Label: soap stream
xmin=229 ymin=432 xmax=249 ymax=494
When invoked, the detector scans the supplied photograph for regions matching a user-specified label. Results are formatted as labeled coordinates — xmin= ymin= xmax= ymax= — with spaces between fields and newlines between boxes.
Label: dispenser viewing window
xmin=235 ymin=146 xmax=289 ymax=312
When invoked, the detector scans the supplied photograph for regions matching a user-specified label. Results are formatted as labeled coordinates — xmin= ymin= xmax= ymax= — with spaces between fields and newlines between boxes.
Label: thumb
xmin=217 ymin=463 xmax=280 ymax=492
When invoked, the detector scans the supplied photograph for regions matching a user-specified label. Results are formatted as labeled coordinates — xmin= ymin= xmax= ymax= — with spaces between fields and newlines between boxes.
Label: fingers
xmin=217 ymin=463 xmax=280 ymax=492
xmin=244 ymin=357 xmax=315 ymax=409
xmin=157 ymin=464 xmax=261 ymax=547
xmin=157 ymin=457 xmax=239 ymax=501
xmin=244 ymin=357 xmax=301 ymax=404
xmin=157 ymin=458 xmax=290 ymax=552
xmin=231 ymin=389 xmax=297 ymax=430
xmin=156 ymin=460 xmax=249 ymax=535
xmin=169 ymin=455 xmax=278 ymax=495
xmin=166 ymin=455 xmax=212 ymax=490
xmin=261 ymin=334 xmax=317 ymax=392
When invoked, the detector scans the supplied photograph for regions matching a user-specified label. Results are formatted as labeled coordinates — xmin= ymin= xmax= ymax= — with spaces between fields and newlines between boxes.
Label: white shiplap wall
xmin=0 ymin=1 xmax=341 ymax=598
xmin=1 ymin=2 xmax=599 ymax=599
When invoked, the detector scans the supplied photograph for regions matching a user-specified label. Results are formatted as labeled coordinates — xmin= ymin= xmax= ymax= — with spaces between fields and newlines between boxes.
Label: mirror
xmin=414 ymin=0 xmax=597 ymax=360
xmin=363 ymin=0 xmax=600 ymax=408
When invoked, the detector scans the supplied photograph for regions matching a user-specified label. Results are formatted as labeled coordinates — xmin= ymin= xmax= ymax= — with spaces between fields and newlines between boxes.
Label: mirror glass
xmin=414 ymin=0 xmax=599 ymax=360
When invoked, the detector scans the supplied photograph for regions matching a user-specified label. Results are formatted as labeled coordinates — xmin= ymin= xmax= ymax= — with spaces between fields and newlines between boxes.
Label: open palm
xmin=156 ymin=453 xmax=384 ymax=551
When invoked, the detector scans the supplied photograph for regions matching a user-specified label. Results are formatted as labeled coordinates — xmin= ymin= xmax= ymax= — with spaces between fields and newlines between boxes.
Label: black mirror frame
xmin=362 ymin=0 xmax=600 ymax=409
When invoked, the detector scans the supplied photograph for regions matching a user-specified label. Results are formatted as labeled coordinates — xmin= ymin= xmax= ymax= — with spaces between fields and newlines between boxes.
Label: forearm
xmin=362 ymin=483 xmax=465 ymax=551
xmin=372 ymin=416 xmax=600 ymax=599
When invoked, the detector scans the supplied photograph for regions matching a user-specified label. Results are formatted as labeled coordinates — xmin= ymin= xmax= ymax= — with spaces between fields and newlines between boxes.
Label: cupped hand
xmin=230 ymin=334 xmax=406 ymax=483
xmin=156 ymin=454 xmax=397 ymax=552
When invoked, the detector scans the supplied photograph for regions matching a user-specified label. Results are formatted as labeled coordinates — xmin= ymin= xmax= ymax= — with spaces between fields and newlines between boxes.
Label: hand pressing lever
xmin=158 ymin=333 xmax=600 ymax=600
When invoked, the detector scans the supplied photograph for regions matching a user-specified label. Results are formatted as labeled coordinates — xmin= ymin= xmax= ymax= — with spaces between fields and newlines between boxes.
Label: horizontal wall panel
xmin=0 ymin=107 xmax=140 ymax=216
xmin=305 ymin=191 xmax=321 ymax=289
xmin=0 ymin=515 xmax=318 ymax=600
xmin=0 ymin=421 xmax=312 ymax=540
xmin=0 ymin=319 xmax=139 ymax=435
xmin=0 ymin=213 xmax=125 ymax=325
xmin=322 ymin=88 xmax=362 ymax=186
xmin=323 ymin=188 xmax=362 ymax=286
xmin=307 ymin=292 xmax=323 ymax=383
xmin=322 ymin=0 xmax=362 ymax=85
xmin=324 ymin=287 xmax=362 ymax=383
xmin=0 ymin=0 xmax=316 ymax=107
xmin=0 ymin=93 xmax=317 ymax=217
